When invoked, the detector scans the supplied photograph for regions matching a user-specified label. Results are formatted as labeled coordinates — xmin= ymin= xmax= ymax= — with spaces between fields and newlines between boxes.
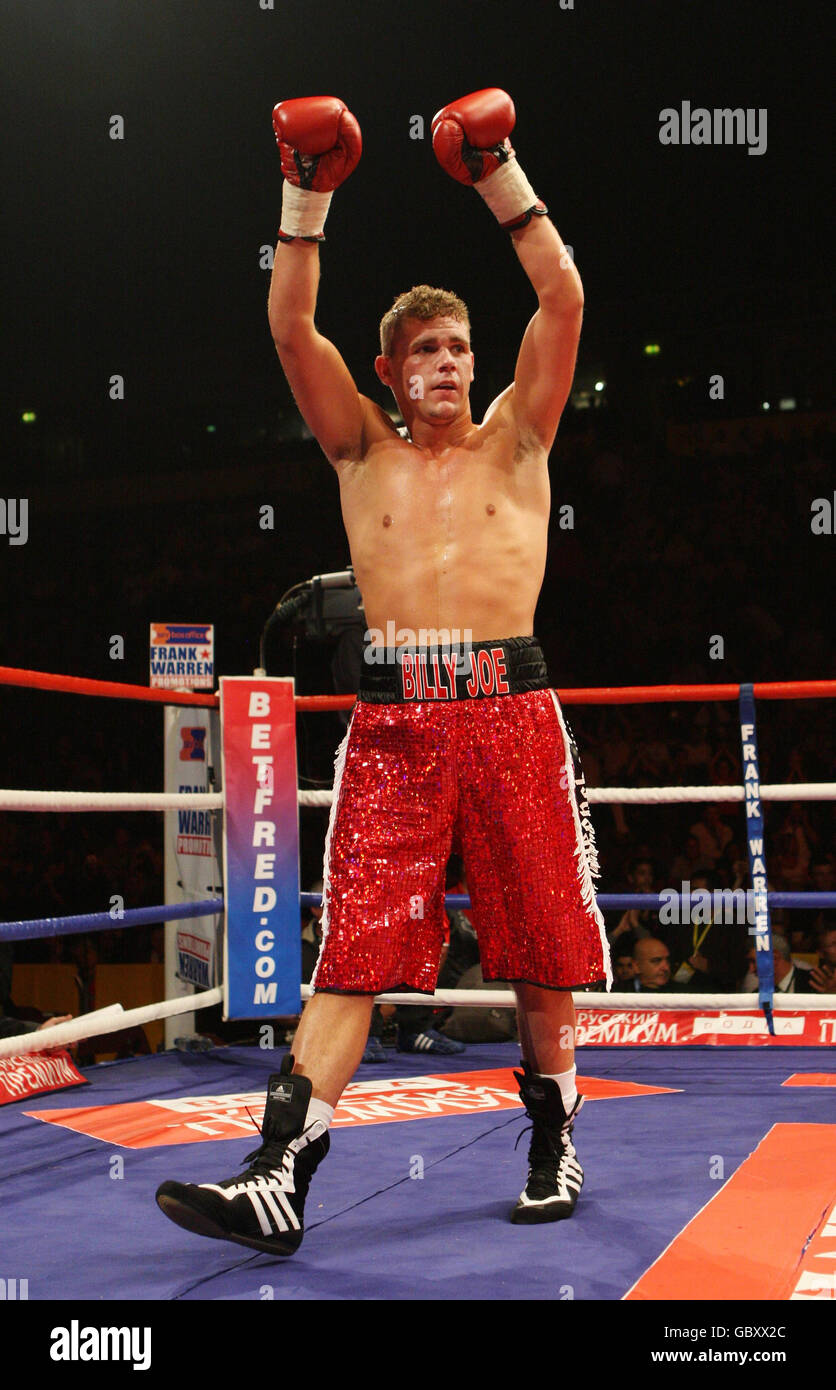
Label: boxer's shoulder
xmin=481 ymin=385 xmax=548 ymax=465
xmin=360 ymin=395 xmax=405 ymax=443
xmin=328 ymin=396 xmax=403 ymax=469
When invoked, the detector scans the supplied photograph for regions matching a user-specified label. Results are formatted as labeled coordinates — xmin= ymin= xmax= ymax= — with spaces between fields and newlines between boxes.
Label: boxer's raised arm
xmin=269 ymin=96 xmax=367 ymax=465
xmin=269 ymin=241 xmax=365 ymax=465
xmin=432 ymin=87 xmax=583 ymax=449
xmin=508 ymin=216 xmax=583 ymax=449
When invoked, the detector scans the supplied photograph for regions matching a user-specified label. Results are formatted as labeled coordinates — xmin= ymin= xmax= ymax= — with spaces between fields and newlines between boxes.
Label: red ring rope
xmin=1 ymin=665 xmax=834 ymax=710
xmin=0 ymin=666 xmax=218 ymax=707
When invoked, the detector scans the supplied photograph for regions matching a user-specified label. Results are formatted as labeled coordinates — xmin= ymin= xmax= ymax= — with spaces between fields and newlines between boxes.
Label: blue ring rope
xmin=0 ymin=899 xmax=223 ymax=942
xmin=1 ymin=890 xmax=833 ymax=944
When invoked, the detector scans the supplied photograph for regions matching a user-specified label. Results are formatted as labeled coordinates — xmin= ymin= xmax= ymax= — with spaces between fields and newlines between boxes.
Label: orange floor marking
xmin=782 ymin=1073 xmax=836 ymax=1087
xmin=626 ymin=1123 xmax=836 ymax=1301
xmin=25 ymin=1068 xmax=678 ymax=1147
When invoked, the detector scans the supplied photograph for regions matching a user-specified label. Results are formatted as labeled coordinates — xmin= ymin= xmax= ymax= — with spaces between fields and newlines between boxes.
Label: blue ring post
xmin=738 ymin=682 xmax=775 ymax=1032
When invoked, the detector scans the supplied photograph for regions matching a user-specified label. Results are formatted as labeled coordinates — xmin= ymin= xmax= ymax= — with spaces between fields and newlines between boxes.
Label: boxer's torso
xmin=335 ymin=399 xmax=550 ymax=643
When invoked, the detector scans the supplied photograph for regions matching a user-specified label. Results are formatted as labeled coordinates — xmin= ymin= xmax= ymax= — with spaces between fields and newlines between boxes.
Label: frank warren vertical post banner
xmin=220 ymin=677 xmax=301 ymax=1019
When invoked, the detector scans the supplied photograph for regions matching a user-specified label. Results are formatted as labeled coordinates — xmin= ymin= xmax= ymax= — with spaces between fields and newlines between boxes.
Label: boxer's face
xmin=377 ymin=315 xmax=474 ymax=421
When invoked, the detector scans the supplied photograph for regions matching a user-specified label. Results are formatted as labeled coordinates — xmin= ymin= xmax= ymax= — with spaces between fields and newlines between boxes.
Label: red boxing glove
xmin=271 ymin=96 xmax=361 ymax=242
xmin=272 ymin=96 xmax=362 ymax=192
xmin=431 ymin=88 xmax=516 ymax=185
xmin=431 ymin=88 xmax=546 ymax=231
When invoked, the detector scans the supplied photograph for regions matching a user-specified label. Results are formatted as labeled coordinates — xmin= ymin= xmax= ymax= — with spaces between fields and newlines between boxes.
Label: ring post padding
xmin=163 ymin=702 xmax=224 ymax=1047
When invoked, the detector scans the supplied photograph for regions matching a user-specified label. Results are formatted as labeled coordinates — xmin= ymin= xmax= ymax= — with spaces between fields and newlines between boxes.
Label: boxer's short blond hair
xmin=379 ymin=285 xmax=471 ymax=357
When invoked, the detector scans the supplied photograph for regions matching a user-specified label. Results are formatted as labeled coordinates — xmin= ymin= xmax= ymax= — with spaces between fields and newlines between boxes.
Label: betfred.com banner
xmin=221 ymin=678 xmax=301 ymax=1019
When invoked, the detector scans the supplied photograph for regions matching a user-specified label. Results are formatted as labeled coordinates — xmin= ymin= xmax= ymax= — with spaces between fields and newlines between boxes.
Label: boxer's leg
xmin=157 ymin=700 xmax=453 ymax=1256
xmin=291 ymin=992 xmax=374 ymax=1107
xmin=514 ymin=982 xmax=576 ymax=1075
xmin=455 ymin=689 xmax=601 ymax=1223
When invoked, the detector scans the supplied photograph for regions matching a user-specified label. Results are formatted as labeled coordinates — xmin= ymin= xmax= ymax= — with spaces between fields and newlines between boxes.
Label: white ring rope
xmin=0 ymin=988 xmax=223 ymax=1060
xmin=4 ymin=984 xmax=833 ymax=1062
xmin=0 ymin=791 xmax=223 ymax=812
xmin=300 ymin=985 xmax=836 ymax=1011
xmin=298 ymin=783 xmax=836 ymax=808
xmin=5 ymin=783 xmax=833 ymax=813
xmin=587 ymin=783 xmax=836 ymax=805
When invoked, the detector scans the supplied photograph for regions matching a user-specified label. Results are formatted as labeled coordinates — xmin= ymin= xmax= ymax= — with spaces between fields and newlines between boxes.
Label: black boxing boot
xmin=156 ymin=1055 xmax=329 ymax=1256
xmin=510 ymin=1061 xmax=584 ymax=1224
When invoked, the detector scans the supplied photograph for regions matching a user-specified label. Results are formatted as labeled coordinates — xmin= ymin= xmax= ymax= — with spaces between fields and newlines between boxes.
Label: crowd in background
xmin=1 ymin=418 xmax=833 ymax=1046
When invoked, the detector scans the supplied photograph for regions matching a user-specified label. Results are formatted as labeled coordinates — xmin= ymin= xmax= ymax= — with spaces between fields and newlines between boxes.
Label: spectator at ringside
xmin=669 ymin=834 xmax=704 ymax=885
xmin=807 ymin=924 xmax=836 ymax=994
xmin=718 ymin=842 xmax=749 ymax=891
xmin=709 ymin=748 xmax=738 ymax=786
xmin=766 ymin=934 xmax=815 ymax=994
xmin=597 ymin=712 xmax=633 ymax=840
xmin=612 ymin=946 xmax=637 ymax=986
xmin=607 ymin=857 xmax=657 ymax=946
xmin=805 ymin=862 xmax=836 ymax=942
xmin=810 ymin=858 xmax=836 ymax=896
xmin=771 ymin=807 xmax=812 ymax=889
xmin=688 ymin=805 xmax=733 ymax=869
xmin=626 ymin=713 xmax=671 ymax=786
xmin=627 ymin=938 xmax=684 ymax=993
xmin=787 ymin=919 xmax=816 ymax=955
xmin=599 ymin=712 xmax=632 ymax=783
xmin=679 ymin=715 xmax=713 ymax=780
xmin=661 ymin=870 xmax=749 ymax=992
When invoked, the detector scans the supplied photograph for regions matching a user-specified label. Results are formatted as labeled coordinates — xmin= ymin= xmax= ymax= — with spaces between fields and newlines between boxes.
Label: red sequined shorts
xmin=312 ymin=638 xmax=611 ymax=994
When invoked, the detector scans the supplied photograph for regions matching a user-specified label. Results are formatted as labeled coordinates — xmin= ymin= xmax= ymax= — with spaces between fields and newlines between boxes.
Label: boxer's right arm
xmin=269 ymin=242 xmax=365 ymax=465
xmin=268 ymin=96 xmax=368 ymax=466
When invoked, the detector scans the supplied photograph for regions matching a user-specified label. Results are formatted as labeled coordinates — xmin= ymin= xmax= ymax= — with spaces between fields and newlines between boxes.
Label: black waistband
xmin=357 ymin=636 xmax=549 ymax=703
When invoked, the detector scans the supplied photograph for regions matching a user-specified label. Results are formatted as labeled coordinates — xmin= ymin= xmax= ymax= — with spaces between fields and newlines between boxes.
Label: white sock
xmin=304 ymin=1097 xmax=334 ymax=1130
xmin=536 ymin=1066 xmax=577 ymax=1113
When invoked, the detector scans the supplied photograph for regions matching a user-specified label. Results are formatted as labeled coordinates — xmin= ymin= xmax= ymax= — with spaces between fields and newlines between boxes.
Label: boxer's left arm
xmin=432 ymin=88 xmax=583 ymax=451
xmin=507 ymin=215 xmax=584 ymax=450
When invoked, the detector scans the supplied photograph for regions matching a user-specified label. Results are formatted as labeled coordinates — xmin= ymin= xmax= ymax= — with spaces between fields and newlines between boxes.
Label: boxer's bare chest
xmin=336 ymin=431 xmax=549 ymax=548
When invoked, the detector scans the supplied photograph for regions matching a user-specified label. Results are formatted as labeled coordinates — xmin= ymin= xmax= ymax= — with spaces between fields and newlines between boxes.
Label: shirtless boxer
xmin=156 ymin=88 xmax=611 ymax=1255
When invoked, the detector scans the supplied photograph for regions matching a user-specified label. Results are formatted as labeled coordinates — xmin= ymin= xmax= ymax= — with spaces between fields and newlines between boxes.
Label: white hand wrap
xmin=280 ymin=183 xmax=333 ymax=239
xmin=473 ymin=157 xmax=541 ymax=225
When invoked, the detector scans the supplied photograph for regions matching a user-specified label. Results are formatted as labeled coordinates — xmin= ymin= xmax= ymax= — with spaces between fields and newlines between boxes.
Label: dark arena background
xmin=0 ymin=0 xmax=833 ymax=1350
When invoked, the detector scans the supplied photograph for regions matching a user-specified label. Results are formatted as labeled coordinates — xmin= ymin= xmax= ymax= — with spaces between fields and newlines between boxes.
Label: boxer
xmin=157 ymin=89 xmax=610 ymax=1255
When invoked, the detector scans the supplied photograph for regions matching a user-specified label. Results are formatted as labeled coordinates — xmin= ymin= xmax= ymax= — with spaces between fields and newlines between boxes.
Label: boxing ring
xmin=1 ymin=663 xmax=835 ymax=1301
